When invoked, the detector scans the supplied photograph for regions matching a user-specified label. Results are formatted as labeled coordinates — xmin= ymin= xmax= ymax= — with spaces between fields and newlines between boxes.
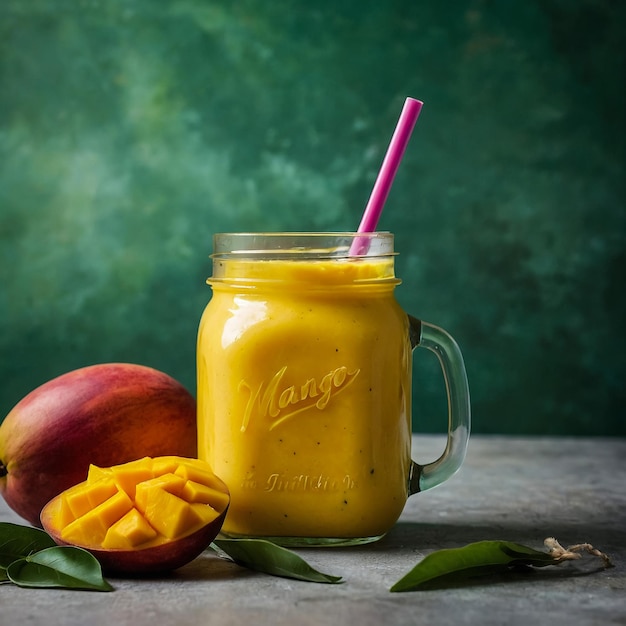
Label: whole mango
xmin=0 ymin=363 xmax=197 ymax=527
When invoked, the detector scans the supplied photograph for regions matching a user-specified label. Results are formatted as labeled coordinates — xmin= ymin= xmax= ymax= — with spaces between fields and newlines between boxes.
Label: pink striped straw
xmin=350 ymin=97 xmax=423 ymax=255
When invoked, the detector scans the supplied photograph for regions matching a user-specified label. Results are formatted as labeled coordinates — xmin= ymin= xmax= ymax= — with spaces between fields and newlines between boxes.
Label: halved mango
xmin=40 ymin=456 xmax=230 ymax=574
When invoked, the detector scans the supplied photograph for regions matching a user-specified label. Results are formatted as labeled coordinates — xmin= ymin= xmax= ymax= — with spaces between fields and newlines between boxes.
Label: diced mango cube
xmin=101 ymin=508 xmax=158 ymax=550
xmin=62 ymin=488 xmax=92 ymax=520
xmin=182 ymin=480 xmax=230 ymax=512
xmin=61 ymin=507 xmax=109 ymax=545
xmin=138 ymin=488 xmax=202 ymax=539
xmin=189 ymin=502 xmax=220 ymax=526
xmin=134 ymin=473 xmax=186 ymax=513
xmin=54 ymin=493 xmax=76 ymax=527
xmin=152 ymin=473 xmax=187 ymax=496
xmin=63 ymin=478 xmax=117 ymax=518
xmin=150 ymin=457 xmax=180 ymax=476
xmin=86 ymin=479 xmax=119 ymax=507
xmin=60 ymin=489 xmax=133 ymax=546
xmin=111 ymin=457 xmax=155 ymax=498
xmin=174 ymin=463 xmax=225 ymax=491
xmin=94 ymin=489 xmax=134 ymax=527
xmin=87 ymin=464 xmax=112 ymax=483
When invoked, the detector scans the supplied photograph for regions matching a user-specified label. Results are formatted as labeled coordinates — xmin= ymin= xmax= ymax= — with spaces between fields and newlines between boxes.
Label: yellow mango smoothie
xmin=197 ymin=246 xmax=414 ymax=544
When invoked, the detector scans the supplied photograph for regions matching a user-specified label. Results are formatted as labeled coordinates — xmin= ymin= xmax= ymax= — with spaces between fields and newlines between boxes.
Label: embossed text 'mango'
xmin=238 ymin=365 xmax=360 ymax=432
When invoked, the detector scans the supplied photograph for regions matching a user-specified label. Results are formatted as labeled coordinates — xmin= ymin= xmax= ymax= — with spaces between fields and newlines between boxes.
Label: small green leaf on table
xmin=390 ymin=538 xmax=613 ymax=592
xmin=212 ymin=538 xmax=343 ymax=584
xmin=7 ymin=546 xmax=113 ymax=591
xmin=0 ymin=522 xmax=56 ymax=568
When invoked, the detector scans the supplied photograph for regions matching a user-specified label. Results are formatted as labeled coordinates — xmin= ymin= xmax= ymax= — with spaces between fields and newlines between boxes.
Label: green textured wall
xmin=1 ymin=1 xmax=624 ymax=435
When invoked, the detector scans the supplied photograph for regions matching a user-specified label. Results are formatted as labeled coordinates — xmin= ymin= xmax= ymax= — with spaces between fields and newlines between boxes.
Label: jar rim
xmin=211 ymin=232 xmax=396 ymax=259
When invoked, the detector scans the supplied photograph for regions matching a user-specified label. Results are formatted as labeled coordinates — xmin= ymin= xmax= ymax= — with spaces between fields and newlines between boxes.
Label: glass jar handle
xmin=407 ymin=315 xmax=471 ymax=495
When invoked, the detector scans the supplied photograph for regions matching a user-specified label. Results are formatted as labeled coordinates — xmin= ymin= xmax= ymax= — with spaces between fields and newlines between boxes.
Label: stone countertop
xmin=2 ymin=435 xmax=625 ymax=626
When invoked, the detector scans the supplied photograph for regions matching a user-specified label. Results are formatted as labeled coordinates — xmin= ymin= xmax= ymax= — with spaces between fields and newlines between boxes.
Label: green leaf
xmin=0 ymin=522 xmax=57 ymax=568
xmin=499 ymin=542 xmax=558 ymax=566
xmin=212 ymin=538 xmax=343 ymax=584
xmin=390 ymin=540 xmax=558 ymax=592
xmin=7 ymin=546 xmax=113 ymax=591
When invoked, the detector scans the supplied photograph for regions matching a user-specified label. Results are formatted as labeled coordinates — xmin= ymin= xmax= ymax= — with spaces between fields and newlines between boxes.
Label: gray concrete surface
xmin=2 ymin=435 xmax=625 ymax=626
